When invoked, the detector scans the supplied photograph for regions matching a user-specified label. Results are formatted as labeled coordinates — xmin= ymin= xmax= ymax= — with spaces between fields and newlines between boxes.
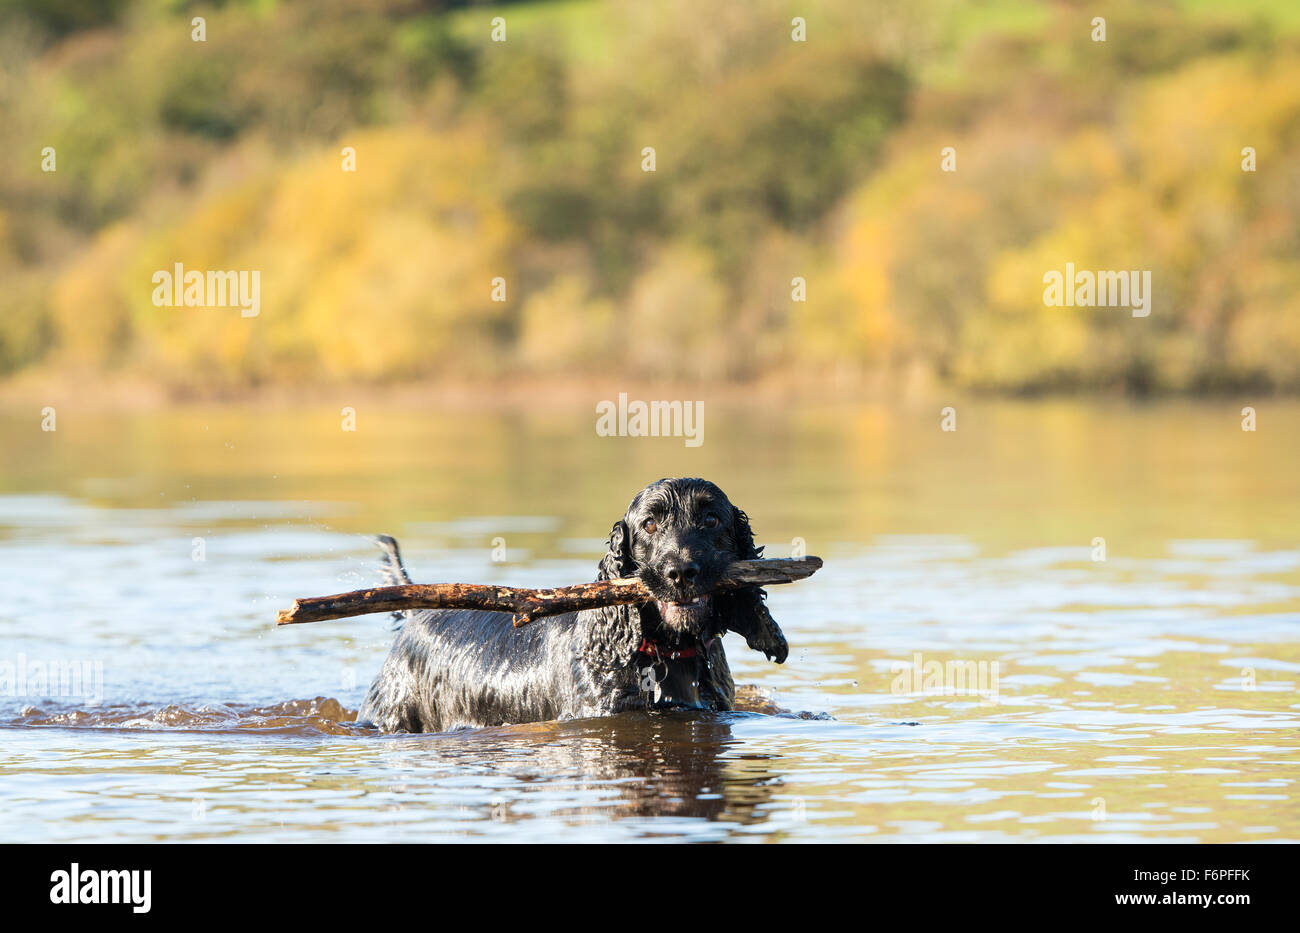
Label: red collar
xmin=637 ymin=637 xmax=715 ymax=661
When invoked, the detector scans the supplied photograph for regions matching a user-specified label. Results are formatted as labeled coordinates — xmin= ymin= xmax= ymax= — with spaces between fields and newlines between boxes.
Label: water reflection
xmin=385 ymin=712 xmax=784 ymax=829
xmin=0 ymin=400 xmax=1297 ymax=841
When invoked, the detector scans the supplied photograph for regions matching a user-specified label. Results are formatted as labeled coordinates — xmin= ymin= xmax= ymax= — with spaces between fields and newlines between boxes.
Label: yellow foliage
xmin=826 ymin=49 xmax=1300 ymax=391
xmin=625 ymin=245 xmax=731 ymax=380
xmin=20 ymin=3 xmax=1300 ymax=394
xmin=50 ymin=222 xmax=142 ymax=367
xmin=52 ymin=127 xmax=517 ymax=385
xmin=518 ymin=275 xmax=616 ymax=373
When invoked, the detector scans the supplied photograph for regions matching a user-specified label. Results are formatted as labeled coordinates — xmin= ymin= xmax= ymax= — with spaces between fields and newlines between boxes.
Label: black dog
xmin=358 ymin=477 xmax=789 ymax=733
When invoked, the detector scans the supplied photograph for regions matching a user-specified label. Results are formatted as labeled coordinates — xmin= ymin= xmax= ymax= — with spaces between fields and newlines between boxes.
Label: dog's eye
xmin=701 ymin=514 xmax=719 ymax=529
xmin=642 ymin=519 xmax=658 ymax=533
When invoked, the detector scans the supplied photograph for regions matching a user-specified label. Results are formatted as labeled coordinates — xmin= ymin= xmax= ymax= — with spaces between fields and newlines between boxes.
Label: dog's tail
xmin=375 ymin=535 xmax=413 ymax=628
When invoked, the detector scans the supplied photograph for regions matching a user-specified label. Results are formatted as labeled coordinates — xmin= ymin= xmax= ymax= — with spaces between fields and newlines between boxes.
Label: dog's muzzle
xmin=654 ymin=593 xmax=712 ymax=628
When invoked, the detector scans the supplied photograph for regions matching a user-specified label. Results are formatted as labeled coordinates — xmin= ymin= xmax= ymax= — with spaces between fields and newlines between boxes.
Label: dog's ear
xmin=587 ymin=518 xmax=640 ymax=670
xmin=719 ymin=505 xmax=787 ymax=663
xmin=597 ymin=519 xmax=633 ymax=581
xmin=731 ymin=507 xmax=764 ymax=561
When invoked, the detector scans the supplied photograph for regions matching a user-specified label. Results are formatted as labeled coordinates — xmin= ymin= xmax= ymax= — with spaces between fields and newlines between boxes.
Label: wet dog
xmin=358 ymin=477 xmax=789 ymax=733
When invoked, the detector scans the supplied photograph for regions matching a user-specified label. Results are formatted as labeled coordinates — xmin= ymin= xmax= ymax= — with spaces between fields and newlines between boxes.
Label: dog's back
xmin=359 ymin=607 xmax=585 ymax=732
xmin=359 ymin=536 xmax=644 ymax=732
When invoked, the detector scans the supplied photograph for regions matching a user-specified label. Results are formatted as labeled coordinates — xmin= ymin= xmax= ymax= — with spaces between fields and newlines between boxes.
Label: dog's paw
xmin=746 ymin=627 xmax=788 ymax=664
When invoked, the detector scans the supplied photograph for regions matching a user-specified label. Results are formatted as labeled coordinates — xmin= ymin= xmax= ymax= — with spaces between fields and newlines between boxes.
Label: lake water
xmin=1 ymin=398 xmax=1296 ymax=842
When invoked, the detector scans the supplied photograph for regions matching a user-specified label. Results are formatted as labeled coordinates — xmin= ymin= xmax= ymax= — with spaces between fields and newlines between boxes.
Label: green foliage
xmin=3 ymin=0 xmax=1300 ymax=393
xmin=0 ymin=0 xmax=132 ymax=37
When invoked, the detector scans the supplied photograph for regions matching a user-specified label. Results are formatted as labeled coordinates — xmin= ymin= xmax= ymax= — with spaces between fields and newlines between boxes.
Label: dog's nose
xmin=664 ymin=560 xmax=699 ymax=585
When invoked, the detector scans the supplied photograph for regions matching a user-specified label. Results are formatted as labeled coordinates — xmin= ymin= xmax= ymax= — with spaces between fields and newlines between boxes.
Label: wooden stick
xmin=276 ymin=557 xmax=823 ymax=628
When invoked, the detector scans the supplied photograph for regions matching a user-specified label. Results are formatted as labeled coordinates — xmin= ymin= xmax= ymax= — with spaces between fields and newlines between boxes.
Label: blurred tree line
xmin=0 ymin=0 xmax=1297 ymax=394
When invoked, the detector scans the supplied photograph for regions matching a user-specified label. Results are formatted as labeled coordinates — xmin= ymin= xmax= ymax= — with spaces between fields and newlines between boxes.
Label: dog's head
xmin=597 ymin=477 xmax=764 ymax=645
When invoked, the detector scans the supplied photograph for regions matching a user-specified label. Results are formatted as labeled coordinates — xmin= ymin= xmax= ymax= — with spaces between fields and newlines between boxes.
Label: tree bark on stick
xmin=276 ymin=556 xmax=823 ymax=628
